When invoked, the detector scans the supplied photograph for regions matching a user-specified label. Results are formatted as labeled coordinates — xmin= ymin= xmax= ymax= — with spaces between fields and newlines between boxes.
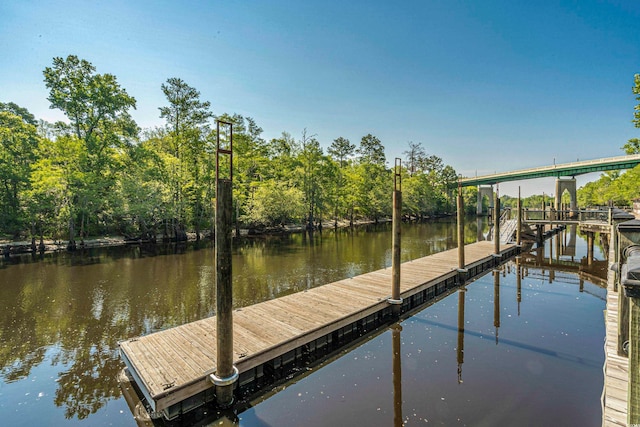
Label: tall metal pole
xmin=389 ymin=159 xmax=403 ymax=313
xmin=210 ymin=121 xmax=238 ymax=407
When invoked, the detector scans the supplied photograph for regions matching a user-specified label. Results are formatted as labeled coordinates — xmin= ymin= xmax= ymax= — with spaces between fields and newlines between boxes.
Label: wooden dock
xmin=119 ymin=241 xmax=517 ymax=419
xmin=603 ymin=241 xmax=629 ymax=427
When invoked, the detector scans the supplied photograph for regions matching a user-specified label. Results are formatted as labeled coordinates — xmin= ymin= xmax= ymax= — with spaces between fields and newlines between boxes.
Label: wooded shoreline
xmin=1 ymin=216 xmax=455 ymax=257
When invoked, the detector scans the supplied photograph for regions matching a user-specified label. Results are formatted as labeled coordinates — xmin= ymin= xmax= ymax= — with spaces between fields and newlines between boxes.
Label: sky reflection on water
xmin=0 ymin=222 xmax=608 ymax=426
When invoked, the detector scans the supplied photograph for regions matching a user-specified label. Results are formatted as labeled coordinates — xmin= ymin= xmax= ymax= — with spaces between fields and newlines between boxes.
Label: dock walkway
xmin=120 ymin=241 xmax=517 ymax=418
xmin=603 ymin=242 xmax=629 ymax=426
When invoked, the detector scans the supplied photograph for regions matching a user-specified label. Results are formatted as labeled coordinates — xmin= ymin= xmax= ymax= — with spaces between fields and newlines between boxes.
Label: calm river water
xmin=0 ymin=219 xmax=607 ymax=426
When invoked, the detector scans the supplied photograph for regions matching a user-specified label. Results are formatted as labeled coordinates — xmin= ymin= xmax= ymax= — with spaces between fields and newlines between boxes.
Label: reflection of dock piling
xmin=457 ymin=288 xmax=465 ymax=383
xmin=392 ymin=323 xmax=402 ymax=427
xmin=493 ymin=269 xmax=500 ymax=345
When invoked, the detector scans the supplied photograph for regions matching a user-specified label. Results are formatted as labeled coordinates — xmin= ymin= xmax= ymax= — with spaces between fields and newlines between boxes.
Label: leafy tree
xmin=0 ymin=110 xmax=39 ymax=236
xmin=403 ymin=141 xmax=426 ymax=176
xmin=159 ymin=77 xmax=213 ymax=239
xmin=298 ymin=130 xmax=324 ymax=229
xmin=116 ymin=137 xmax=172 ymax=239
xmin=327 ymin=136 xmax=355 ymax=225
xmin=215 ymin=113 xmax=269 ymax=232
xmin=0 ymin=101 xmax=37 ymax=126
xmin=403 ymin=171 xmax=437 ymax=218
xmin=43 ymin=55 xmax=138 ymax=247
xmin=245 ymin=180 xmax=305 ymax=226
xmin=328 ymin=136 xmax=355 ymax=168
xmin=43 ymin=55 xmax=137 ymax=150
xmin=623 ymin=73 xmax=640 ymax=154
xmin=357 ymin=133 xmax=386 ymax=166
xmin=633 ymin=73 xmax=640 ymax=129
xmin=27 ymin=135 xmax=85 ymax=242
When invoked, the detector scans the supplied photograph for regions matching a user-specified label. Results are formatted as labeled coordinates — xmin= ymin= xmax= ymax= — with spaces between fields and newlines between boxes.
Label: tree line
xmin=0 ymin=55 xmax=460 ymax=246
xmin=580 ymin=72 xmax=640 ymax=207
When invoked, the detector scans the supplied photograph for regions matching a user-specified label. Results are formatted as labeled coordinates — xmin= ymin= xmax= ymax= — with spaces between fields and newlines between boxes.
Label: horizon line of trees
xmin=0 ymin=55 xmax=461 ymax=245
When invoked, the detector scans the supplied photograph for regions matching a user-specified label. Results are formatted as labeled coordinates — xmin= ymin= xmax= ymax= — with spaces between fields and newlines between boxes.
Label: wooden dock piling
xmin=390 ymin=159 xmax=402 ymax=311
xmin=212 ymin=121 xmax=237 ymax=407
xmin=457 ymin=191 xmax=465 ymax=270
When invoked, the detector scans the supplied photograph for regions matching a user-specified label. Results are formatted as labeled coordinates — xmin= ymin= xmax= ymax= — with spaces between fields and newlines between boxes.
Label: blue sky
xmin=1 ymin=0 xmax=639 ymax=196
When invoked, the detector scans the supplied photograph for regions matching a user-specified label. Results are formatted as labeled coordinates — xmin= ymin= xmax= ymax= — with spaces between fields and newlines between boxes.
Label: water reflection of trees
xmin=0 ymin=252 xmax=217 ymax=420
xmin=0 ymin=221 xmax=465 ymax=420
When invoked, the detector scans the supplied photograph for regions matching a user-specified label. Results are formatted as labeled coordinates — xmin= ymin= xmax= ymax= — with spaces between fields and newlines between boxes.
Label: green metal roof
xmin=460 ymin=154 xmax=640 ymax=187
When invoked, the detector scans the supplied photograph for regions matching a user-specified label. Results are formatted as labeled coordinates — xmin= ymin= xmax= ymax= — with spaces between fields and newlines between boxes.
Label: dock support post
xmin=211 ymin=120 xmax=238 ymax=407
xmin=388 ymin=159 xmax=403 ymax=312
xmin=617 ymin=220 xmax=640 ymax=424
xmin=457 ymin=178 xmax=467 ymax=283
xmin=617 ymin=223 xmax=629 ymax=356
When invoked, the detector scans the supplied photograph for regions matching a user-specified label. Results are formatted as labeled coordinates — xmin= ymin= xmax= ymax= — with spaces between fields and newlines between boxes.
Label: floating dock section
xmin=603 ymin=236 xmax=629 ymax=426
xmin=120 ymin=241 xmax=518 ymax=420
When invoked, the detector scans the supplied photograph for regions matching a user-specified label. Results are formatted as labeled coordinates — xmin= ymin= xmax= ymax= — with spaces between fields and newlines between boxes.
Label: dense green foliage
xmin=622 ymin=73 xmax=640 ymax=155
xmin=577 ymin=167 xmax=640 ymax=206
xmin=583 ymin=73 xmax=640 ymax=206
xmin=0 ymin=55 xmax=459 ymax=241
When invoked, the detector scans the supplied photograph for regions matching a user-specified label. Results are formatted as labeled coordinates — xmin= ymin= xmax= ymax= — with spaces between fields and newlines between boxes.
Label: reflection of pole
xmin=516 ymin=258 xmax=522 ymax=316
xmin=392 ymin=324 xmax=403 ymax=427
xmin=516 ymin=187 xmax=522 ymax=246
xmin=494 ymin=269 xmax=500 ymax=345
xmin=211 ymin=121 xmax=238 ymax=407
xmin=389 ymin=159 xmax=403 ymax=313
xmin=587 ymin=232 xmax=594 ymax=266
xmin=494 ymin=192 xmax=500 ymax=255
xmin=457 ymin=288 xmax=466 ymax=383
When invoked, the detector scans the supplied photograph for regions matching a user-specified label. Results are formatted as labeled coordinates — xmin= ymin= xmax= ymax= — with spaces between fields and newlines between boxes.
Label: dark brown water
xmin=0 ymin=220 xmax=606 ymax=426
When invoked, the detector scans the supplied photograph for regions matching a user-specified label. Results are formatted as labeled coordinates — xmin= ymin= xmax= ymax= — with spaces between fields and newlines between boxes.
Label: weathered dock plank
xmin=603 ymin=241 xmax=629 ymax=427
xmin=119 ymin=240 xmax=515 ymax=415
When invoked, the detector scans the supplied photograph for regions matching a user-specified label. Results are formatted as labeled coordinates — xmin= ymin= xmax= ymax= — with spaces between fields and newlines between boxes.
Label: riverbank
xmin=0 ymin=218 xmax=405 ymax=256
